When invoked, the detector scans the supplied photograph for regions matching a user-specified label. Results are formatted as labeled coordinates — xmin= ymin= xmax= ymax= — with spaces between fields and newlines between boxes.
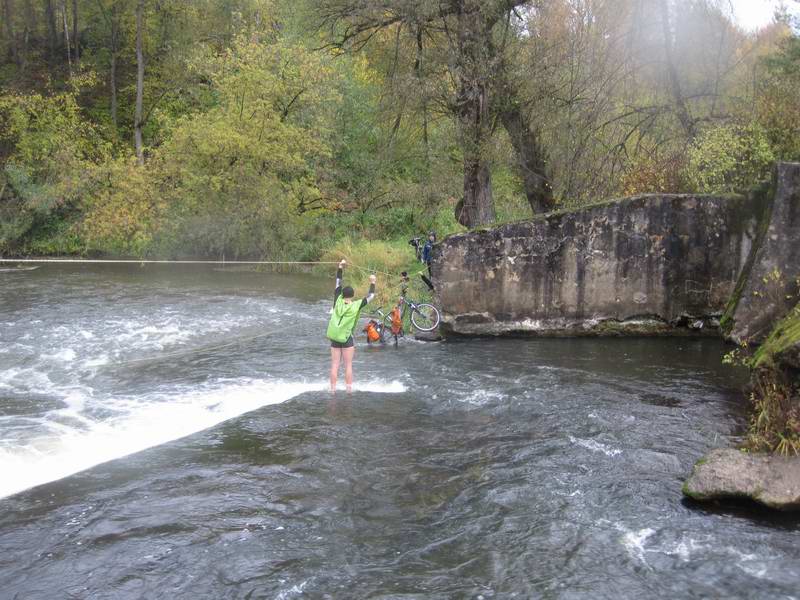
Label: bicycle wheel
xmin=410 ymin=303 xmax=440 ymax=331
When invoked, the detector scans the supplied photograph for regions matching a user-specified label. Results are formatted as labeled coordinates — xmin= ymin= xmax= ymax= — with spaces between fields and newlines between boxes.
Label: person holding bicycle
xmin=327 ymin=259 xmax=376 ymax=393
xmin=422 ymin=231 xmax=436 ymax=267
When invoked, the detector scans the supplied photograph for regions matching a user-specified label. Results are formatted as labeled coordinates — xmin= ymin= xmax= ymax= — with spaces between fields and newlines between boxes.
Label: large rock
xmin=432 ymin=193 xmax=760 ymax=336
xmin=724 ymin=163 xmax=800 ymax=345
xmin=683 ymin=448 xmax=800 ymax=511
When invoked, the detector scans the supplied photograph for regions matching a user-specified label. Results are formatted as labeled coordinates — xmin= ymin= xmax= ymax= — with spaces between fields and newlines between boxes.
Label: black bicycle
xmin=370 ymin=281 xmax=440 ymax=342
xmin=408 ymin=237 xmax=423 ymax=262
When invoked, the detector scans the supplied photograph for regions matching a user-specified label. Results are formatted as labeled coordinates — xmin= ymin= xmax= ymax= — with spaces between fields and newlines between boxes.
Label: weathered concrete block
xmin=432 ymin=194 xmax=759 ymax=336
xmin=683 ymin=448 xmax=800 ymax=511
xmin=725 ymin=163 xmax=800 ymax=345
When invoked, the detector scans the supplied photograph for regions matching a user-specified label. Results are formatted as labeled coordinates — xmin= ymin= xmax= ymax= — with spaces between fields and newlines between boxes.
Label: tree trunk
xmin=658 ymin=0 xmax=695 ymax=139
xmin=454 ymin=1 xmax=495 ymax=228
xmin=61 ymin=0 xmax=71 ymax=76
xmin=135 ymin=0 xmax=145 ymax=165
xmin=499 ymin=102 xmax=554 ymax=214
xmin=2 ymin=0 xmax=20 ymax=66
xmin=456 ymin=80 xmax=495 ymax=227
xmin=414 ymin=26 xmax=429 ymax=164
xmin=457 ymin=156 xmax=495 ymax=228
xmin=43 ymin=0 xmax=57 ymax=59
xmin=71 ymin=0 xmax=78 ymax=62
xmin=110 ymin=3 xmax=119 ymax=132
xmin=22 ymin=0 xmax=34 ymax=63
xmin=110 ymin=49 xmax=118 ymax=131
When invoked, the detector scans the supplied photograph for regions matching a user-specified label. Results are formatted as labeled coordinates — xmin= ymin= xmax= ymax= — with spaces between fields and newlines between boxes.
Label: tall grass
xmin=318 ymin=237 xmax=433 ymax=308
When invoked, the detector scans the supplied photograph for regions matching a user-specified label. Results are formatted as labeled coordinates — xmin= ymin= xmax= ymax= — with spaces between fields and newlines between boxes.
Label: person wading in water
xmin=327 ymin=259 xmax=376 ymax=393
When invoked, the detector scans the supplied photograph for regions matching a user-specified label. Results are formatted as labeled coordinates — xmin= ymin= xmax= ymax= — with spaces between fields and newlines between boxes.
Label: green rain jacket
xmin=327 ymin=296 xmax=364 ymax=343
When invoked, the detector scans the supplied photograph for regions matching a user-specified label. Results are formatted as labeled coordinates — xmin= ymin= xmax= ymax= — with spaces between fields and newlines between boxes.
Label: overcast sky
xmin=729 ymin=0 xmax=793 ymax=30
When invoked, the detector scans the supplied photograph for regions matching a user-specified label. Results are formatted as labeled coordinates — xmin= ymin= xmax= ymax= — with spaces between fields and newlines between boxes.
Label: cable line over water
xmin=0 ymin=256 xmax=417 ymax=284
xmin=0 ymin=257 xmax=416 ymax=366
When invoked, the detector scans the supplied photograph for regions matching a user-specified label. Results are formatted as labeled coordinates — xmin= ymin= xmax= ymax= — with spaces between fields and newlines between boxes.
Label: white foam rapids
xmin=0 ymin=378 xmax=406 ymax=499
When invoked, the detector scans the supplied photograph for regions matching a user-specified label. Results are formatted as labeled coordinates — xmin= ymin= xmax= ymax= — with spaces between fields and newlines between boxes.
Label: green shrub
xmin=685 ymin=123 xmax=775 ymax=193
xmin=0 ymin=90 xmax=108 ymax=253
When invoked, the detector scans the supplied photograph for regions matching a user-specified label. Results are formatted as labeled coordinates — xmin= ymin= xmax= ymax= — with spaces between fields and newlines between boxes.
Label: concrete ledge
xmin=442 ymin=314 xmax=721 ymax=337
xmin=432 ymin=193 xmax=759 ymax=338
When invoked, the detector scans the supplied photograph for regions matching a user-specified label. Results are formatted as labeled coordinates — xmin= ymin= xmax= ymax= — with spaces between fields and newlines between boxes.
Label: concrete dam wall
xmin=432 ymin=162 xmax=800 ymax=338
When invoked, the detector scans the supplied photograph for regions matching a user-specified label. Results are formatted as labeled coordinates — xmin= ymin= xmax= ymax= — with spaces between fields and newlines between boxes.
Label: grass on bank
xmin=318 ymin=237 xmax=434 ymax=309
xmin=744 ymin=303 xmax=800 ymax=456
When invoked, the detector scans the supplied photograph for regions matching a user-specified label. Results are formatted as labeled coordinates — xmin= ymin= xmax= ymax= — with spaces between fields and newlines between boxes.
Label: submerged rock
xmin=683 ymin=448 xmax=800 ymax=511
xmin=414 ymin=328 xmax=443 ymax=342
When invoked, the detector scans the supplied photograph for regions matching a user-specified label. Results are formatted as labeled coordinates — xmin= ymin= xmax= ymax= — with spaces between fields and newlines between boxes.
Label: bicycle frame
xmin=365 ymin=275 xmax=440 ymax=342
xmin=370 ymin=296 xmax=419 ymax=336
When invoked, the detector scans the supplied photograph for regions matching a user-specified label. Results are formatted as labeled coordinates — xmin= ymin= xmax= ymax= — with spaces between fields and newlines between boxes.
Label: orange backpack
xmin=390 ymin=307 xmax=403 ymax=335
xmin=363 ymin=320 xmax=381 ymax=342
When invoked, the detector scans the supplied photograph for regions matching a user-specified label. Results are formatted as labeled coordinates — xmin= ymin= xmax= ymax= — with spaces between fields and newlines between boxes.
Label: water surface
xmin=1 ymin=265 xmax=798 ymax=599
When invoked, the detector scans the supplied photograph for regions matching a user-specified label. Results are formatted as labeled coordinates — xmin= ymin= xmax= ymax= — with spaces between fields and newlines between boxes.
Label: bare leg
xmin=330 ymin=347 xmax=342 ymax=392
xmin=342 ymin=346 xmax=355 ymax=392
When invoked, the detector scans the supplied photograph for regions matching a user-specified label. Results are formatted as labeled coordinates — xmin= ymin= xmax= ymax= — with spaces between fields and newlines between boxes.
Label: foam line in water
xmin=568 ymin=435 xmax=622 ymax=457
xmin=0 ymin=378 xmax=407 ymax=500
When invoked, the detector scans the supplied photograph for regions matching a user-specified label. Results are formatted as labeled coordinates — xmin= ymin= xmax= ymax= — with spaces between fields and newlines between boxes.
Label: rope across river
xmin=0 ymin=257 xmax=401 ymax=278
xmin=0 ymin=257 xmax=421 ymax=366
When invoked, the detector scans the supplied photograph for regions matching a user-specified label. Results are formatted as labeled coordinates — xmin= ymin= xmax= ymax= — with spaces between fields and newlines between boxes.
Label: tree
xmin=2 ymin=0 xmax=21 ymax=67
xmin=685 ymin=123 xmax=775 ymax=192
xmin=0 ymin=89 xmax=107 ymax=252
xmin=758 ymin=34 xmax=800 ymax=161
xmin=61 ymin=0 xmax=72 ymax=76
xmin=44 ymin=0 xmax=58 ymax=60
xmin=107 ymin=0 xmax=122 ymax=131
xmin=318 ymin=0 xmax=537 ymax=228
xmin=72 ymin=0 xmax=78 ymax=62
xmin=134 ymin=0 xmax=144 ymax=164
xmin=658 ymin=0 xmax=697 ymax=139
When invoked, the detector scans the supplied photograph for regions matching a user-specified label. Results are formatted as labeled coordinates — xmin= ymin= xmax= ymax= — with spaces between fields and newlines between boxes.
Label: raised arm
xmin=334 ymin=259 xmax=345 ymax=304
xmin=361 ymin=274 xmax=377 ymax=308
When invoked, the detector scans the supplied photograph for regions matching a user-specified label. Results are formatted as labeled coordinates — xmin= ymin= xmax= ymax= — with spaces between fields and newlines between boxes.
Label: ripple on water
xmin=1 ymin=268 xmax=793 ymax=600
xmin=568 ymin=435 xmax=623 ymax=457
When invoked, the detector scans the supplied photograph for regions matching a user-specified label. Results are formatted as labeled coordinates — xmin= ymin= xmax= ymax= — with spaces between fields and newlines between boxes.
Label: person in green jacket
xmin=327 ymin=259 xmax=376 ymax=393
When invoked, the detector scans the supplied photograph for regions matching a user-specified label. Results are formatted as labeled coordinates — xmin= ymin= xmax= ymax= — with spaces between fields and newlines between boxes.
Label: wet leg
xmin=342 ymin=346 xmax=355 ymax=392
xmin=330 ymin=347 xmax=342 ymax=392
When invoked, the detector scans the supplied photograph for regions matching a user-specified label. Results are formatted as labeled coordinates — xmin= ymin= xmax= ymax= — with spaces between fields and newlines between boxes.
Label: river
xmin=0 ymin=264 xmax=798 ymax=599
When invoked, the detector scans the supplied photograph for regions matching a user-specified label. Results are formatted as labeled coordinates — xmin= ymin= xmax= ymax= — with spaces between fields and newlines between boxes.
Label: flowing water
xmin=0 ymin=264 xmax=798 ymax=599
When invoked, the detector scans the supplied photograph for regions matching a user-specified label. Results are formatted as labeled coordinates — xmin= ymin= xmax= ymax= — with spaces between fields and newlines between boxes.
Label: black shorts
xmin=330 ymin=336 xmax=354 ymax=349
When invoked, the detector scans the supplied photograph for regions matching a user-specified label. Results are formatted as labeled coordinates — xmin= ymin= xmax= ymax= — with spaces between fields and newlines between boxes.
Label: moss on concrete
xmin=752 ymin=303 xmax=800 ymax=368
xmin=720 ymin=179 xmax=776 ymax=334
xmin=589 ymin=318 xmax=673 ymax=336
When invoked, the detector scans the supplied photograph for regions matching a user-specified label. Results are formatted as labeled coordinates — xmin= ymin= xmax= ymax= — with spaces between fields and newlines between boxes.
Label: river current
xmin=0 ymin=264 xmax=798 ymax=599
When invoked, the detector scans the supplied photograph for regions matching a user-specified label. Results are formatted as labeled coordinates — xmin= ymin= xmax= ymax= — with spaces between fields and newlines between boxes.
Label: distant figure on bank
xmin=327 ymin=259 xmax=376 ymax=393
xmin=421 ymin=231 xmax=437 ymax=286
xmin=422 ymin=231 xmax=436 ymax=276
